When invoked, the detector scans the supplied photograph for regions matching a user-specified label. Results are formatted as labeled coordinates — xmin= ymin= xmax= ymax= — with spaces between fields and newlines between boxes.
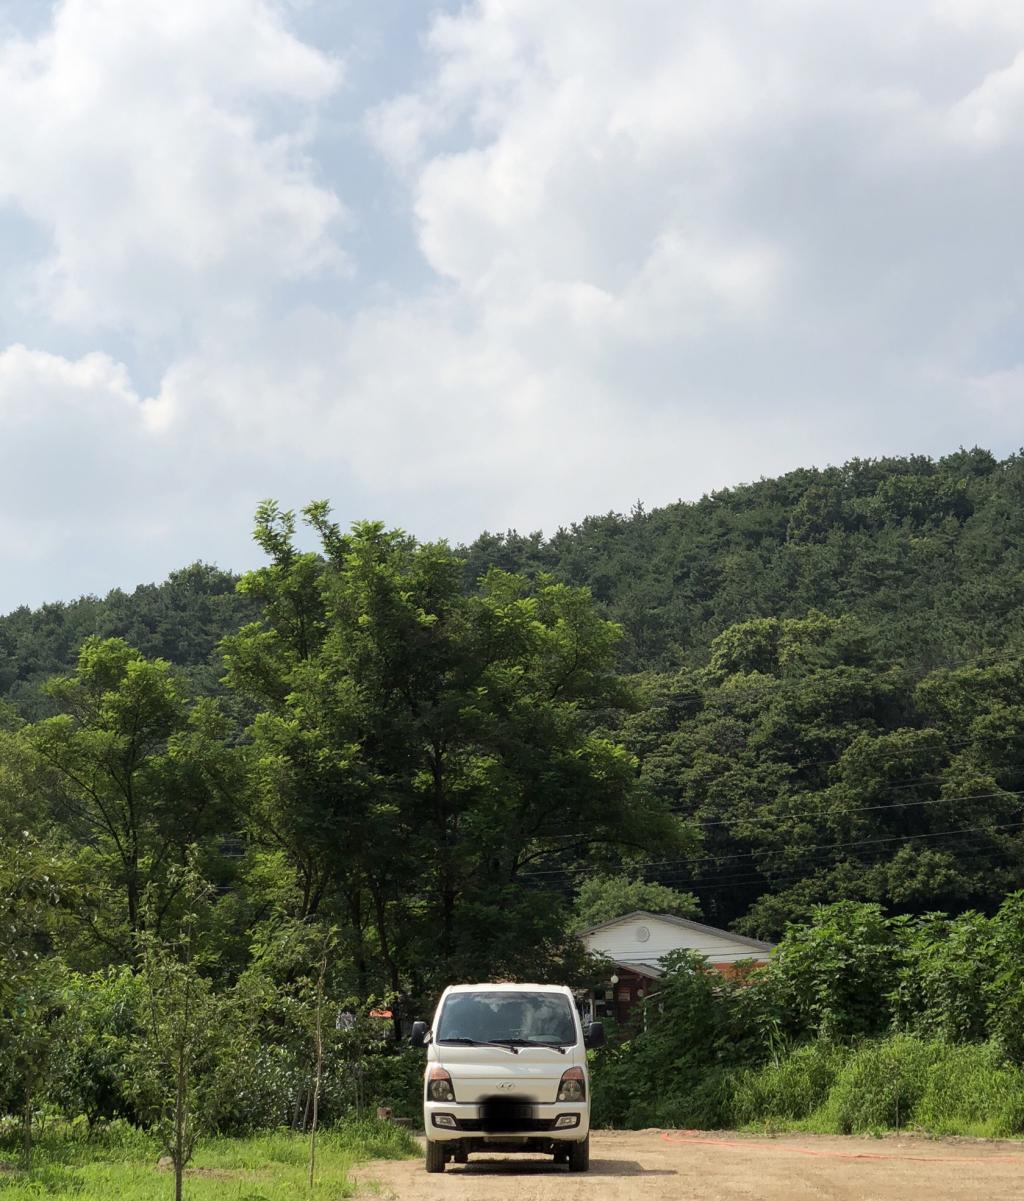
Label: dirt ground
xmin=353 ymin=1129 xmax=1024 ymax=1201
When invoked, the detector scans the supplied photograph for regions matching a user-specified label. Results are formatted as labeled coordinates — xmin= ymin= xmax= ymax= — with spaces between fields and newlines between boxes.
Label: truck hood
xmin=436 ymin=1048 xmax=578 ymax=1105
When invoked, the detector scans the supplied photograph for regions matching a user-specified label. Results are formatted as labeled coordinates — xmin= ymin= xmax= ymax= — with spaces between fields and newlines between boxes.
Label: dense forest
xmin=5 ymin=446 xmax=1023 ymax=705
xmin=3 ymin=448 xmax=1023 ymax=934
xmin=4 ymin=448 xmax=1024 ymax=1157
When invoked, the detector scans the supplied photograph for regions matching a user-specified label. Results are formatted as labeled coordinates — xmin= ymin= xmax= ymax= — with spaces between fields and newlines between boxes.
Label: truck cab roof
xmin=439 ymin=982 xmax=573 ymax=994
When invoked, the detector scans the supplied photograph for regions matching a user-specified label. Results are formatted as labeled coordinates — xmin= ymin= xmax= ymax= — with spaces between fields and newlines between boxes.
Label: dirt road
xmin=353 ymin=1129 xmax=1024 ymax=1201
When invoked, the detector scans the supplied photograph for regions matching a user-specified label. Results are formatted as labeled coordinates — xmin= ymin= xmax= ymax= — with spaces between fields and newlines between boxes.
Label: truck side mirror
xmin=410 ymin=1020 xmax=428 ymax=1048
xmin=584 ymin=1021 xmax=605 ymax=1049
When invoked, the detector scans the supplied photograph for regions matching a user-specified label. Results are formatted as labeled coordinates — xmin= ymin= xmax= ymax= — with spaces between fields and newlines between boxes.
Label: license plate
xmin=479 ymin=1097 xmax=537 ymax=1131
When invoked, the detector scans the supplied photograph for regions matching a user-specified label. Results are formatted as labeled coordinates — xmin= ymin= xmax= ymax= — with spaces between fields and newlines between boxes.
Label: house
xmin=576 ymin=911 xmax=774 ymax=1027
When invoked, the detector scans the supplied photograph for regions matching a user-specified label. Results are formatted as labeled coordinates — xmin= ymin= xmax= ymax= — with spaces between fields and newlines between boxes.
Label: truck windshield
xmin=436 ymin=991 xmax=577 ymax=1047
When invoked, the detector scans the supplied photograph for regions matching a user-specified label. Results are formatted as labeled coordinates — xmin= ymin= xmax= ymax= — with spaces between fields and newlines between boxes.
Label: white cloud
xmin=0 ymin=0 xmax=345 ymax=336
xmin=950 ymin=50 xmax=1024 ymax=146
xmin=0 ymin=344 xmax=165 ymax=569
xmin=364 ymin=0 xmax=1024 ymax=436
xmin=4 ymin=0 xmax=1024 ymax=611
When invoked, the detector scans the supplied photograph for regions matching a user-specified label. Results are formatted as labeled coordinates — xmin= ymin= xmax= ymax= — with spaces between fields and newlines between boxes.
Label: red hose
xmin=659 ymin=1129 xmax=1024 ymax=1163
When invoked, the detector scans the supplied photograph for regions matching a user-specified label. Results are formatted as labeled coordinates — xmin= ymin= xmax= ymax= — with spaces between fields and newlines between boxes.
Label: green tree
xmin=0 ymin=831 xmax=65 ymax=1163
xmin=23 ymin=638 xmax=237 ymax=958
xmin=131 ymin=862 xmax=234 ymax=1201
xmin=573 ymin=873 xmax=700 ymax=928
xmin=224 ymin=504 xmax=686 ymax=1016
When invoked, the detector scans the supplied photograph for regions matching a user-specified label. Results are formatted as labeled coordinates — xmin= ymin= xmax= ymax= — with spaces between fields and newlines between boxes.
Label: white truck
xmin=410 ymin=982 xmax=605 ymax=1173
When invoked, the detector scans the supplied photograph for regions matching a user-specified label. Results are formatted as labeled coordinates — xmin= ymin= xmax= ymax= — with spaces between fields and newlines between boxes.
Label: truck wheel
xmin=567 ymin=1135 xmax=590 ymax=1173
xmin=425 ymin=1140 xmax=446 ymax=1173
xmin=454 ymin=1146 xmax=468 ymax=1164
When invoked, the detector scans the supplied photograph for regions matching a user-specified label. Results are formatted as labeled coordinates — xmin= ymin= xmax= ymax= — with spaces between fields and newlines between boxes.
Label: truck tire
xmin=453 ymin=1147 xmax=469 ymax=1164
xmin=567 ymin=1135 xmax=590 ymax=1172
xmin=425 ymin=1140 xmax=446 ymax=1173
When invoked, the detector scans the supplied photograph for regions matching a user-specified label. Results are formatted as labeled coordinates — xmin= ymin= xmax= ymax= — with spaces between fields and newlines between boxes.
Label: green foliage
xmin=768 ymin=902 xmax=903 ymax=1041
xmin=735 ymin=1038 xmax=1024 ymax=1137
xmin=465 ymin=449 xmax=1022 ymax=675
xmin=987 ymin=893 xmax=1024 ymax=1061
xmin=818 ymin=1035 xmax=941 ymax=1133
xmin=590 ymin=950 xmax=756 ymax=1128
xmin=912 ymin=1042 xmax=1024 ymax=1137
xmin=224 ymin=506 xmax=685 ymax=1016
xmin=49 ymin=968 xmax=142 ymax=1127
xmin=733 ymin=1041 xmax=849 ymax=1125
xmin=898 ymin=912 xmax=991 ymax=1042
xmin=6 ymin=474 xmax=1024 ymax=1143
xmin=0 ymin=830 xmax=66 ymax=1160
xmin=574 ymin=873 xmax=700 ymax=928
xmin=130 ymin=863 xmax=236 ymax=1195
xmin=20 ymin=638 xmax=238 ymax=961
xmin=0 ymin=563 xmax=258 ymax=720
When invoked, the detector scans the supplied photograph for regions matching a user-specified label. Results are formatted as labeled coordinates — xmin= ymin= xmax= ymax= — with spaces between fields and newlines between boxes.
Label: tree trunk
xmin=22 ymin=1087 xmax=32 ymax=1167
xmin=347 ymin=887 xmax=369 ymax=998
xmin=369 ymin=881 xmax=403 ymax=1041
xmin=432 ymin=746 xmax=456 ymax=974
xmin=175 ymin=1044 xmax=186 ymax=1201
xmin=308 ymin=947 xmax=327 ymax=1191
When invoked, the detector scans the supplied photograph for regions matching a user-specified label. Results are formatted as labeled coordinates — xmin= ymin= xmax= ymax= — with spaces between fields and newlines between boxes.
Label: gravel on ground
xmin=353 ymin=1128 xmax=1024 ymax=1201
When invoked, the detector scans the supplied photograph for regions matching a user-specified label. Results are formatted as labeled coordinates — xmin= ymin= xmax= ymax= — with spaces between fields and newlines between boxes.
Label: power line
xmin=516 ymin=815 xmax=1024 ymax=879
xmin=654 ymin=843 xmax=1024 ymax=895
xmin=687 ymin=788 xmax=1022 ymax=833
xmin=626 ymin=647 xmax=1024 ymax=716
xmin=512 ymin=734 xmax=1024 ymax=846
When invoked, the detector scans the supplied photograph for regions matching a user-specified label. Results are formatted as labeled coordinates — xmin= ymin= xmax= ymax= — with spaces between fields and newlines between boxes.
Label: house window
xmin=618 ymin=989 xmax=631 ymax=1002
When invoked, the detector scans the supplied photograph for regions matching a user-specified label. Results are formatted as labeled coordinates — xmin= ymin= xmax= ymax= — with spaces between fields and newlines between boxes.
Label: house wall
xmin=582 ymin=916 xmax=768 ymax=968
xmin=589 ymin=969 xmax=654 ymax=1028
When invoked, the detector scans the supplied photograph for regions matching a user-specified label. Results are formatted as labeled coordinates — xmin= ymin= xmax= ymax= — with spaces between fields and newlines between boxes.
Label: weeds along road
xmin=354 ymin=1130 xmax=1024 ymax=1201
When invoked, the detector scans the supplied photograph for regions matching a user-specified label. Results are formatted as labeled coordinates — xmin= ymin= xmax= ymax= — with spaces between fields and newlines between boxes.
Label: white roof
xmin=576 ymin=910 xmax=774 ymax=952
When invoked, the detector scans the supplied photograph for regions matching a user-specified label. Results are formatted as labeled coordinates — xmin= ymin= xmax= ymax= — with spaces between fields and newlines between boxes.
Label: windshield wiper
xmin=438 ymin=1037 xmax=519 ymax=1054
xmin=500 ymin=1039 xmax=568 ymax=1054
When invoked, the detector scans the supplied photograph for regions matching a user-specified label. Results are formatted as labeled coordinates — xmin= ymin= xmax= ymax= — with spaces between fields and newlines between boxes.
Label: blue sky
xmin=1 ymin=0 xmax=1023 ymax=612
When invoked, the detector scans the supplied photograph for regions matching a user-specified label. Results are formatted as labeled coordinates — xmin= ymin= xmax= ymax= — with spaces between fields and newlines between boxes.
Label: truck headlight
xmin=427 ymin=1066 xmax=455 ymax=1102
xmin=557 ymin=1067 xmax=586 ymax=1102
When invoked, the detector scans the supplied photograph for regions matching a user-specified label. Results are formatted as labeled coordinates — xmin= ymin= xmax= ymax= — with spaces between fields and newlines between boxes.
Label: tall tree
xmin=23 ymin=638 xmax=237 ymax=958
xmin=224 ymin=503 xmax=687 ymax=1014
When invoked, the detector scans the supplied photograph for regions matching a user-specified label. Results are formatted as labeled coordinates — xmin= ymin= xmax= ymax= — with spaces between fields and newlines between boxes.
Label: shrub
xmin=899 ymin=912 xmax=991 ymax=1042
xmin=590 ymin=950 xmax=755 ymax=1129
xmin=987 ymin=892 xmax=1024 ymax=1062
xmin=767 ymin=902 xmax=904 ymax=1043
xmin=48 ymin=968 xmax=142 ymax=1127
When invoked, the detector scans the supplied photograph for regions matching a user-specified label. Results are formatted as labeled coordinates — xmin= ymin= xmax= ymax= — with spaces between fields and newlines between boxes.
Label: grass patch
xmin=733 ymin=1037 xmax=1024 ymax=1137
xmin=816 ymin=1035 xmax=942 ymax=1134
xmin=913 ymin=1043 xmax=1024 ymax=1138
xmin=0 ymin=1119 xmax=418 ymax=1200
xmin=733 ymin=1042 xmax=849 ymax=1128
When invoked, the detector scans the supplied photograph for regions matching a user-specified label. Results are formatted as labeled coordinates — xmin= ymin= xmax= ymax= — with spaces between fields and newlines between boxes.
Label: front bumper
xmin=425 ymin=1101 xmax=589 ymax=1142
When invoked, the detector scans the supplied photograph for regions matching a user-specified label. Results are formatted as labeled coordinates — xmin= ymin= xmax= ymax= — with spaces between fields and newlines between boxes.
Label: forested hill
xmin=3 ymin=447 xmax=1023 ymax=716
xmin=464 ymin=447 xmax=1024 ymax=674
xmin=0 ymin=564 xmax=259 ymax=718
